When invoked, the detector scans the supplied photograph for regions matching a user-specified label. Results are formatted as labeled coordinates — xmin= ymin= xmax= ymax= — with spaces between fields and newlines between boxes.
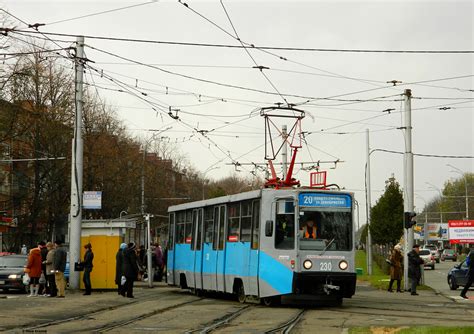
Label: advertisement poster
xmin=448 ymin=220 xmax=474 ymax=244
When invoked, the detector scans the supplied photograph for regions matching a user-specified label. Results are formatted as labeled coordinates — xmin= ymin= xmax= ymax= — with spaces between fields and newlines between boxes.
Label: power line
xmin=46 ymin=1 xmax=158 ymax=26
xmin=12 ymin=29 xmax=474 ymax=54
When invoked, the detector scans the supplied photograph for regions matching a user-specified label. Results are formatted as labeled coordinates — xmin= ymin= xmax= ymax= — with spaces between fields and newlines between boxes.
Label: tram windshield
xmin=298 ymin=210 xmax=352 ymax=251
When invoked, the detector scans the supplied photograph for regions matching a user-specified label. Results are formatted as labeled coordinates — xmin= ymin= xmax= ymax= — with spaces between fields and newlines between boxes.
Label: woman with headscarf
xmin=115 ymin=243 xmax=127 ymax=296
xmin=388 ymin=244 xmax=403 ymax=293
xmin=122 ymin=242 xmax=139 ymax=298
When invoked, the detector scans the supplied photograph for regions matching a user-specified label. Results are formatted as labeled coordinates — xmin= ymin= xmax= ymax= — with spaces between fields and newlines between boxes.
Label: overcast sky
xmin=1 ymin=0 xmax=473 ymax=225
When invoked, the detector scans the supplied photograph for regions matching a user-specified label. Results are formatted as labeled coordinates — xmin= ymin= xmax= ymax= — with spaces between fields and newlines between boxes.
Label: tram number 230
xmin=319 ymin=262 xmax=332 ymax=271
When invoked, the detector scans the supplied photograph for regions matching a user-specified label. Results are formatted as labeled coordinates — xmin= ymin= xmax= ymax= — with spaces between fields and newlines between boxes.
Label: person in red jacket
xmin=25 ymin=243 xmax=43 ymax=297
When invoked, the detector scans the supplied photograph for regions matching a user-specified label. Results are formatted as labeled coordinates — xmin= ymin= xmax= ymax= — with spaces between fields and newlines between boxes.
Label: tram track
xmin=11 ymin=291 xmax=201 ymax=332
xmin=264 ymin=309 xmax=306 ymax=334
xmin=186 ymin=304 xmax=252 ymax=334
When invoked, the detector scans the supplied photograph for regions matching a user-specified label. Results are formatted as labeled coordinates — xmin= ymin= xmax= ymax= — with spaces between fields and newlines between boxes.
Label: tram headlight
xmin=303 ymin=260 xmax=312 ymax=270
xmin=339 ymin=260 xmax=348 ymax=270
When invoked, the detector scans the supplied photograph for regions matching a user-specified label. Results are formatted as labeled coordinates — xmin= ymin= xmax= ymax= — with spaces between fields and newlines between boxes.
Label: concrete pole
xmin=282 ymin=125 xmax=287 ymax=180
xmin=403 ymin=88 xmax=414 ymax=291
xmin=146 ymin=214 xmax=153 ymax=288
xmin=69 ymin=36 xmax=85 ymax=290
xmin=366 ymin=129 xmax=373 ymax=275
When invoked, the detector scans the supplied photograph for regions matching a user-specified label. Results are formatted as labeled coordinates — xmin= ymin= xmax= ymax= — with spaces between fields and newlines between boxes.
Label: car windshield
xmin=424 ymin=245 xmax=436 ymax=250
xmin=298 ymin=210 xmax=352 ymax=251
xmin=444 ymin=249 xmax=455 ymax=254
xmin=0 ymin=256 xmax=27 ymax=268
xmin=420 ymin=250 xmax=431 ymax=255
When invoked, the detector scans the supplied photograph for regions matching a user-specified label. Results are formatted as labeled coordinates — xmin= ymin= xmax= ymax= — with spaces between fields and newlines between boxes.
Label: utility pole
xmin=366 ymin=129 xmax=373 ymax=275
xmin=69 ymin=36 xmax=85 ymax=290
xmin=282 ymin=125 xmax=288 ymax=180
xmin=145 ymin=214 xmax=153 ymax=288
xmin=403 ymin=88 xmax=414 ymax=291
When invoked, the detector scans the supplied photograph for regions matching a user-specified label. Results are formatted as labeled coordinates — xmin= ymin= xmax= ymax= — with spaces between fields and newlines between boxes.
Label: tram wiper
xmin=319 ymin=238 xmax=335 ymax=256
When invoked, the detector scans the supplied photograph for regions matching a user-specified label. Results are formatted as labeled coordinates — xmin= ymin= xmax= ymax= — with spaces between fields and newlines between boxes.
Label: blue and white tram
xmin=166 ymin=188 xmax=356 ymax=305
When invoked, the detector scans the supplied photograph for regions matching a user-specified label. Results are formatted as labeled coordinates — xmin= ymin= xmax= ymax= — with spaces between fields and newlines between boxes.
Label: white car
xmin=419 ymin=249 xmax=435 ymax=270
xmin=423 ymin=244 xmax=440 ymax=263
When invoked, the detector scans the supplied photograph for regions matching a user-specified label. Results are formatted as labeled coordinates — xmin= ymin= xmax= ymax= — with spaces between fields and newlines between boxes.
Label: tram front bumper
xmin=292 ymin=271 xmax=356 ymax=298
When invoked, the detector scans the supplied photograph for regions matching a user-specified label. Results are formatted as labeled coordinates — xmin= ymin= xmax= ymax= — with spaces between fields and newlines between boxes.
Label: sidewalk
xmin=0 ymin=281 xmax=170 ymax=331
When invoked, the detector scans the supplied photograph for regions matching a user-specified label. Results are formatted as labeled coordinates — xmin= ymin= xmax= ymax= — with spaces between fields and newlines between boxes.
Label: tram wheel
xmin=261 ymin=296 xmax=281 ymax=307
xmin=237 ymin=284 xmax=246 ymax=304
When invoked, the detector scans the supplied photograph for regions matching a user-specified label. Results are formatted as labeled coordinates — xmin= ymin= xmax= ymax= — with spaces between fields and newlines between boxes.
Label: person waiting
xmin=302 ymin=219 xmax=317 ymax=239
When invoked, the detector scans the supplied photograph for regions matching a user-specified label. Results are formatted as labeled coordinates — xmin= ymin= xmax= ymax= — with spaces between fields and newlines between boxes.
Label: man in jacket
xmin=408 ymin=244 xmax=424 ymax=296
xmin=123 ymin=242 xmax=139 ymax=298
xmin=53 ymin=240 xmax=67 ymax=298
xmin=460 ymin=249 xmax=474 ymax=299
xmin=82 ymin=243 xmax=94 ymax=295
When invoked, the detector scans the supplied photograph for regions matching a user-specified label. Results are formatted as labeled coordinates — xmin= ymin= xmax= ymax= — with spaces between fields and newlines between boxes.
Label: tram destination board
xmin=298 ymin=193 xmax=351 ymax=208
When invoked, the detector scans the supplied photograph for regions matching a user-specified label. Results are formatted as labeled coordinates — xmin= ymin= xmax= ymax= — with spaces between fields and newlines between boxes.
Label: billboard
xmin=426 ymin=223 xmax=448 ymax=241
xmin=448 ymin=220 xmax=474 ymax=244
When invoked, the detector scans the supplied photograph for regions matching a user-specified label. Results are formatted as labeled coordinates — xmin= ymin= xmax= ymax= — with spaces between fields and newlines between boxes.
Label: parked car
xmin=424 ymin=244 xmax=440 ymax=263
xmin=441 ymin=249 xmax=457 ymax=262
xmin=0 ymin=254 xmax=28 ymax=293
xmin=419 ymin=249 xmax=435 ymax=270
xmin=447 ymin=260 xmax=469 ymax=290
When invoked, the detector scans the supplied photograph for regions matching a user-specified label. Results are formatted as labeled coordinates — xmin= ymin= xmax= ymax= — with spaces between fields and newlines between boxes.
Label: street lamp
xmin=201 ymin=166 xmax=220 ymax=200
xmin=426 ymin=182 xmax=443 ymax=225
xmin=119 ymin=210 xmax=128 ymax=218
xmin=415 ymin=194 xmax=428 ymax=244
xmin=140 ymin=127 xmax=171 ymax=288
xmin=447 ymin=164 xmax=469 ymax=220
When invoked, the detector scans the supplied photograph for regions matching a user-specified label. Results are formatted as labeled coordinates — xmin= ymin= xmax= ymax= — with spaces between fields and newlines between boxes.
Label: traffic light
xmin=404 ymin=212 xmax=417 ymax=229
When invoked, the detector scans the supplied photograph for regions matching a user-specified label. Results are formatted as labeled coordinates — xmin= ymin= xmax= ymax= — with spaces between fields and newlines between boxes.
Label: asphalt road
xmin=423 ymin=258 xmax=473 ymax=300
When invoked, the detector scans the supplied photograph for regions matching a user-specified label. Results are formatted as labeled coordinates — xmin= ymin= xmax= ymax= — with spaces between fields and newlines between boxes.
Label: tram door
xmin=247 ymin=200 xmax=260 ymax=296
xmin=202 ymin=207 xmax=217 ymax=291
xmin=193 ymin=209 xmax=204 ymax=290
xmin=167 ymin=213 xmax=176 ymax=285
xmin=215 ymin=205 xmax=227 ymax=292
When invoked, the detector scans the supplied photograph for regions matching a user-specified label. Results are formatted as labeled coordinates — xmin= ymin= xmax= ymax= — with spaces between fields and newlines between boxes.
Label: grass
xmin=355 ymin=250 xmax=431 ymax=291
xmin=350 ymin=326 xmax=474 ymax=334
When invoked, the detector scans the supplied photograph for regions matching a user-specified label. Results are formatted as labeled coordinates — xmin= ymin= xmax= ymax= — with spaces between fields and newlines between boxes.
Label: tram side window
xmin=196 ymin=209 xmax=203 ymax=250
xmin=251 ymin=200 xmax=260 ymax=249
xmin=176 ymin=211 xmax=186 ymax=244
xmin=275 ymin=200 xmax=295 ymax=250
xmin=240 ymin=201 xmax=252 ymax=242
xmin=213 ymin=206 xmax=219 ymax=250
xmin=218 ymin=205 xmax=226 ymax=250
xmin=185 ymin=210 xmax=192 ymax=244
xmin=204 ymin=207 xmax=214 ymax=244
xmin=191 ymin=210 xmax=198 ymax=250
xmin=168 ymin=213 xmax=175 ymax=250
xmin=227 ymin=203 xmax=240 ymax=241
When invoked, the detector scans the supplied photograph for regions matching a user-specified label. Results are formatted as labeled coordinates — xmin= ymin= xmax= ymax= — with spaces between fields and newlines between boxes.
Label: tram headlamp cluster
xmin=303 ymin=260 xmax=312 ymax=270
xmin=339 ymin=260 xmax=348 ymax=270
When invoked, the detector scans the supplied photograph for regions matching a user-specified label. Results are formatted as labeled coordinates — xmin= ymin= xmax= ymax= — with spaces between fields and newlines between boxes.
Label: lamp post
xmin=140 ymin=127 xmax=170 ymax=288
xmin=447 ymin=164 xmax=469 ymax=220
xmin=201 ymin=166 xmax=219 ymax=200
xmin=119 ymin=211 xmax=128 ymax=219
xmin=426 ymin=182 xmax=443 ymax=225
xmin=415 ymin=195 xmax=428 ymax=244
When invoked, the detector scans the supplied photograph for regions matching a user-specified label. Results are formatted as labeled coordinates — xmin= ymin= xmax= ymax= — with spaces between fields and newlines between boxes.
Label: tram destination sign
xmin=298 ymin=193 xmax=351 ymax=208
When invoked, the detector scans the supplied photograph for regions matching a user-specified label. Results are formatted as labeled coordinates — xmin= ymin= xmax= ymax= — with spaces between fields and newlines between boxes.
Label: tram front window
xmin=298 ymin=211 xmax=352 ymax=251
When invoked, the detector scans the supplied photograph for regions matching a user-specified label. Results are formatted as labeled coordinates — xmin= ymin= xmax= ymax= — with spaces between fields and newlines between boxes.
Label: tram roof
xmin=168 ymin=189 xmax=262 ymax=212
xmin=168 ymin=188 xmax=354 ymax=212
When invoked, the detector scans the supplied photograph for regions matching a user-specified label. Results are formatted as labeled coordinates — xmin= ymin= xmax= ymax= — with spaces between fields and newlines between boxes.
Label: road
xmin=423 ymin=258 xmax=473 ymax=300
xmin=1 ymin=280 xmax=474 ymax=333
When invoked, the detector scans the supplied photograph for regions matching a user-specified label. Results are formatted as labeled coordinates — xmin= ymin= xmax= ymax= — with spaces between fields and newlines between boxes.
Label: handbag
xmin=121 ymin=275 xmax=126 ymax=286
xmin=74 ymin=262 xmax=84 ymax=272
xmin=39 ymin=273 xmax=46 ymax=285
xmin=23 ymin=273 xmax=30 ymax=285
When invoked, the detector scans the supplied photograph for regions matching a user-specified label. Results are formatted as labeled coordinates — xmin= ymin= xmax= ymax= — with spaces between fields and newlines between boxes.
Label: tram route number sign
xmin=298 ymin=193 xmax=351 ymax=208
xmin=448 ymin=220 xmax=474 ymax=244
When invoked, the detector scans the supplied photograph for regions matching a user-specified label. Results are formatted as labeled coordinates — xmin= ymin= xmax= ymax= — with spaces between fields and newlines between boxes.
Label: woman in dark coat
xmin=115 ymin=243 xmax=127 ymax=295
xmin=122 ymin=242 xmax=139 ymax=298
xmin=388 ymin=244 xmax=403 ymax=292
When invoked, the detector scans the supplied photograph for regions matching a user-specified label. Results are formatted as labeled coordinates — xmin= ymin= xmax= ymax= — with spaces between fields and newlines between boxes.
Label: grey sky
xmin=1 ymin=0 xmax=473 ymax=225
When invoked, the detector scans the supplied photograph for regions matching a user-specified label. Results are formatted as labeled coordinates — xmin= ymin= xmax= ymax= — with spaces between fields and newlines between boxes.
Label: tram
xmin=166 ymin=187 xmax=356 ymax=305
